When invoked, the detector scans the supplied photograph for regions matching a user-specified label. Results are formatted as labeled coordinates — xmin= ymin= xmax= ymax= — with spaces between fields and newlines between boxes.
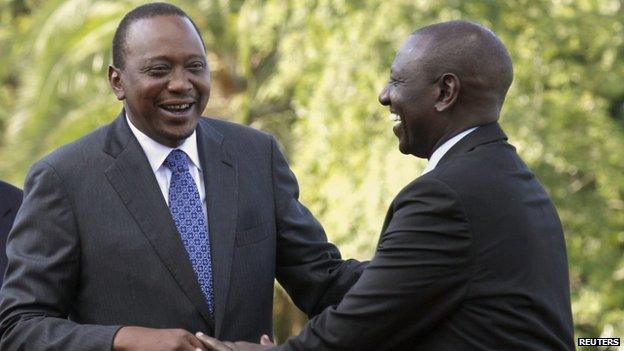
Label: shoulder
xmin=44 ymin=124 xmax=109 ymax=161
xmin=199 ymin=116 xmax=277 ymax=155
xmin=32 ymin=123 xmax=113 ymax=181
xmin=201 ymin=117 xmax=273 ymax=142
xmin=391 ymin=140 xmax=516 ymax=212
xmin=382 ymin=175 xmax=472 ymax=253
xmin=393 ymin=176 xmax=464 ymax=213
xmin=430 ymin=139 xmax=522 ymax=191
xmin=420 ymin=139 xmax=543 ymax=220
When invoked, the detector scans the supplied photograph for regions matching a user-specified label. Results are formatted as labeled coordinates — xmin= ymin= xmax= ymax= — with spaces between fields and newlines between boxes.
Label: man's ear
xmin=108 ymin=65 xmax=125 ymax=101
xmin=434 ymin=73 xmax=460 ymax=112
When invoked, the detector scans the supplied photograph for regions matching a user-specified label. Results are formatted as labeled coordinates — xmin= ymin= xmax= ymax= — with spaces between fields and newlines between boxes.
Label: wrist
xmin=112 ymin=326 xmax=133 ymax=351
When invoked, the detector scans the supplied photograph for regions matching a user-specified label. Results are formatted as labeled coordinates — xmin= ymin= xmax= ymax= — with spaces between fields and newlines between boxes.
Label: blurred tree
xmin=0 ymin=0 xmax=622 ymax=344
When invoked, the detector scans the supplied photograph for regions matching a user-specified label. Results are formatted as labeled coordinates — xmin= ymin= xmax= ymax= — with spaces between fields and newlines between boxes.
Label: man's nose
xmin=378 ymin=85 xmax=390 ymax=106
xmin=167 ymin=69 xmax=193 ymax=93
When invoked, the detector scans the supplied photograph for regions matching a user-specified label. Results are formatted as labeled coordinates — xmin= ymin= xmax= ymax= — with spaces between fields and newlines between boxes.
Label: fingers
xmin=224 ymin=341 xmax=237 ymax=349
xmin=174 ymin=329 xmax=205 ymax=351
xmin=259 ymin=335 xmax=274 ymax=346
xmin=184 ymin=330 xmax=206 ymax=350
xmin=196 ymin=332 xmax=232 ymax=351
xmin=195 ymin=332 xmax=273 ymax=351
xmin=113 ymin=326 xmax=208 ymax=351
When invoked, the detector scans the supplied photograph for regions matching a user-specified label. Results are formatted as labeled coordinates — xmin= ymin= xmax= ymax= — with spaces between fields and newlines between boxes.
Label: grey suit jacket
xmin=0 ymin=114 xmax=364 ymax=350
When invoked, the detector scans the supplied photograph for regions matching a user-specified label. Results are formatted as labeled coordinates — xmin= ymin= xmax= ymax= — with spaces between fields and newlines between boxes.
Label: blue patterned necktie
xmin=164 ymin=149 xmax=215 ymax=315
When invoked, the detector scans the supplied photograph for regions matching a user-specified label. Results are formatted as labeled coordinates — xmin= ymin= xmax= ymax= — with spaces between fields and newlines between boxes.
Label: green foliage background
xmin=1 ymin=0 xmax=623 ymax=344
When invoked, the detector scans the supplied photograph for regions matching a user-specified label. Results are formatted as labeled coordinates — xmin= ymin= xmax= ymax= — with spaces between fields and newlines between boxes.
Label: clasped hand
xmin=196 ymin=332 xmax=274 ymax=351
xmin=112 ymin=326 xmax=274 ymax=351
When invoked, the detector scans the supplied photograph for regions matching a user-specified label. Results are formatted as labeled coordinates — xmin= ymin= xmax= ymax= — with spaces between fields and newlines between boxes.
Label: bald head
xmin=413 ymin=20 xmax=513 ymax=122
xmin=379 ymin=20 xmax=514 ymax=158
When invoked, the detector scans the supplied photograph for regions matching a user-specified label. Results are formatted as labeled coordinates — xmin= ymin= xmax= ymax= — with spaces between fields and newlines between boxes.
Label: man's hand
xmin=113 ymin=326 xmax=206 ymax=351
xmin=195 ymin=332 xmax=274 ymax=351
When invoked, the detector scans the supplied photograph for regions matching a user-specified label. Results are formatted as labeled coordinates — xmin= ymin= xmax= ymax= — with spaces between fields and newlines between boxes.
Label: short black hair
xmin=111 ymin=2 xmax=206 ymax=69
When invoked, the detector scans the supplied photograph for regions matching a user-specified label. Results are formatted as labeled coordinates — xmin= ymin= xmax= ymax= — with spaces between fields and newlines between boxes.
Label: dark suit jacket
xmin=0 ymin=114 xmax=365 ymax=350
xmin=274 ymin=123 xmax=574 ymax=350
xmin=0 ymin=181 xmax=22 ymax=285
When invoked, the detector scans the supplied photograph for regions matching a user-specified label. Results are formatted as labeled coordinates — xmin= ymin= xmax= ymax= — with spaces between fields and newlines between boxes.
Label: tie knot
xmin=164 ymin=149 xmax=189 ymax=173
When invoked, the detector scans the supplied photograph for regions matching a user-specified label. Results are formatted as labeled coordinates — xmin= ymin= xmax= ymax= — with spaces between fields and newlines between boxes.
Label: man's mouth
xmin=159 ymin=103 xmax=194 ymax=114
xmin=390 ymin=113 xmax=401 ymax=123
xmin=390 ymin=112 xmax=403 ymax=139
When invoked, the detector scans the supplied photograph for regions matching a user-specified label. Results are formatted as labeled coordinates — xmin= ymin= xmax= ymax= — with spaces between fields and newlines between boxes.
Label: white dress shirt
xmin=422 ymin=126 xmax=479 ymax=175
xmin=125 ymin=114 xmax=207 ymax=217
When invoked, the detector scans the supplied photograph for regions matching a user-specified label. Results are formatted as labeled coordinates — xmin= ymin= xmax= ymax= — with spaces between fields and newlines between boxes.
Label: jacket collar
xmin=436 ymin=122 xmax=508 ymax=168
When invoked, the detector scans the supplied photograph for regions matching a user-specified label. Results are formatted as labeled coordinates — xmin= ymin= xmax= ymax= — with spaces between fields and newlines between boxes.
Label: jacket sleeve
xmin=270 ymin=137 xmax=367 ymax=317
xmin=273 ymin=177 xmax=474 ymax=350
xmin=0 ymin=160 xmax=121 ymax=351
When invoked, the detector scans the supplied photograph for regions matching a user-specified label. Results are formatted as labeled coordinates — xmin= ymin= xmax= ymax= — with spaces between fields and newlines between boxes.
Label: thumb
xmin=260 ymin=334 xmax=275 ymax=346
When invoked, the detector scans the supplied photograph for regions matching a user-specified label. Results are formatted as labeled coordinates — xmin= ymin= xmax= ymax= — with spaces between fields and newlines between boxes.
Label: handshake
xmin=113 ymin=326 xmax=275 ymax=351
xmin=197 ymin=332 xmax=274 ymax=351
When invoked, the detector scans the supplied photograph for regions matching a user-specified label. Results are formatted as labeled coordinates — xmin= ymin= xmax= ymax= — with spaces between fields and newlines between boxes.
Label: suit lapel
xmin=102 ymin=114 xmax=215 ymax=329
xmin=196 ymin=119 xmax=238 ymax=338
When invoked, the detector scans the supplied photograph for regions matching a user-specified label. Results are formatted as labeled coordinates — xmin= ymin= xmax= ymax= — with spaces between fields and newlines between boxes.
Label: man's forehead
xmin=391 ymin=34 xmax=432 ymax=74
xmin=122 ymin=15 xmax=205 ymax=59
xmin=400 ymin=34 xmax=434 ymax=57
xmin=125 ymin=15 xmax=198 ymax=43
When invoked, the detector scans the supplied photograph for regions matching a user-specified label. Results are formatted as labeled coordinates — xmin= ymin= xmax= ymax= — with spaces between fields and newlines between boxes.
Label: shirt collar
xmin=125 ymin=112 xmax=202 ymax=173
xmin=422 ymin=126 xmax=478 ymax=175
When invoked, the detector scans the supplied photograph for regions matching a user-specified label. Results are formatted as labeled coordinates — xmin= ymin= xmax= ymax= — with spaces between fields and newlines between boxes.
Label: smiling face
xmin=378 ymin=34 xmax=447 ymax=158
xmin=109 ymin=15 xmax=210 ymax=147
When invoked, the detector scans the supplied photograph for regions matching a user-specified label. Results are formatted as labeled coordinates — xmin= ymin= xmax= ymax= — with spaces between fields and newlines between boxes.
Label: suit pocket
xmin=235 ymin=221 xmax=272 ymax=247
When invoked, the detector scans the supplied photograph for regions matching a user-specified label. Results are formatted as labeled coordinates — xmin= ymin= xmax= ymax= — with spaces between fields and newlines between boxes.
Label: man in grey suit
xmin=0 ymin=3 xmax=363 ymax=351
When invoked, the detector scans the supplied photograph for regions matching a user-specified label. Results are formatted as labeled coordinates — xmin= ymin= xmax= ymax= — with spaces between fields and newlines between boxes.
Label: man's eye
xmin=188 ymin=62 xmax=205 ymax=71
xmin=147 ymin=66 xmax=169 ymax=75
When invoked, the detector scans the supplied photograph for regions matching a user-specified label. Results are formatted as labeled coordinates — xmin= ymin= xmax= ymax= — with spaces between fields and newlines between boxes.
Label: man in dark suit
xmin=0 ymin=3 xmax=364 ymax=351
xmin=0 ymin=180 xmax=22 ymax=285
xmin=199 ymin=20 xmax=574 ymax=351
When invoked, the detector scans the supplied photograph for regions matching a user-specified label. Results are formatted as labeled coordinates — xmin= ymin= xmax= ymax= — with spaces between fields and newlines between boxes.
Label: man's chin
xmin=156 ymin=126 xmax=197 ymax=147
xmin=397 ymin=139 xmax=411 ymax=155
xmin=398 ymin=145 xmax=410 ymax=155
xmin=397 ymin=142 xmax=425 ymax=158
